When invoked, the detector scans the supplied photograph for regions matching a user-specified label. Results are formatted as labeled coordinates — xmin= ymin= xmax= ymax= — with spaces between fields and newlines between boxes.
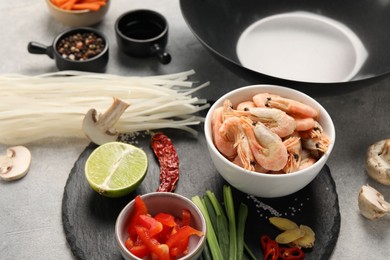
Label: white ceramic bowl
xmin=46 ymin=0 xmax=110 ymax=27
xmin=204 ymin=85 xmax=335 ymax=198
xmin=115 ymin=192 xmax=206 ymax=260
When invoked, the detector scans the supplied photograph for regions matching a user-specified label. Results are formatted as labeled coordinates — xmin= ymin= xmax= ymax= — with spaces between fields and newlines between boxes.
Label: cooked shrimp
xmin=253 ymin=93 xmax=318 ymax=118
xmin=283 ymin=136 xmax=302 ymax=173
xmin=233 ymin=133 xmax=256 ymax=171
xmin=225 ymin=107 xmax=295 ymax=138
xmin=218 ymin=116 xmax=256 ymax=170
xmin=212 ymin=107 xmax=237 ymax=159
xmin=236 ymin=100 xmax=256 ymax=111
xmin=223 ymin=99 xmax=234 ymax=115
xmin=241 ymin=117 xmax=288 ymax=171
xmin=302 ymin=133 xmax=330 ymax=155
xmin=298 ymin=157 xmax=317 ymax=170
xmin=299 ymin=120 xmax=324 ymax=139
xmin=254 ymin=162 xmax=269 ymax=173
xmin=294 ymin=117 xmax=316 ymax=132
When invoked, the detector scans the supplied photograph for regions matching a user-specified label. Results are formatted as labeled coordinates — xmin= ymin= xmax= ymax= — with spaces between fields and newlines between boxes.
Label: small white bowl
xmin=46 ymin=0 xmax=110 ymax=27
xmin=115 ymin=192 xmax=206 ymax=260
xmin=204 ymin=85 xmax=335 ymax=198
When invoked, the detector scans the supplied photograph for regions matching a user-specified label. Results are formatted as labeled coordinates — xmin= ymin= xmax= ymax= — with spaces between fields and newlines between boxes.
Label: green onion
xmin=244 ymin=242 xmax=257 ymax=260
xmin=192 ymin=195 xmax=223 ymax=260
xmin=206 ymin=190 xmax=225 ymax=216
xmin=202 ymin=239 xmax=213 ymax=260
xmin=206 ymin=191 xmax=230 ymax=259
xmin=237 ymin=203 xmax=248 ymax=260
xmin=195 ymin=187 xmax=251 ymax=260
xmin=203 ymin=195 xmax=217 ymax=231
xmin=223 ymin=185 xmax=237 ymax=260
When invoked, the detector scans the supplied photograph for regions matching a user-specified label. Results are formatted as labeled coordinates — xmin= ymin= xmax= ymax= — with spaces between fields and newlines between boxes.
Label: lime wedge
xmin=85 ymin=142 xmax=148 ymax=198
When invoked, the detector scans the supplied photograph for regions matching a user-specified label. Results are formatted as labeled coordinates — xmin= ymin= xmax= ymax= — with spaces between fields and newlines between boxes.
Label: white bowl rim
xmin=204 ymin=84 xmax=336 ymax=179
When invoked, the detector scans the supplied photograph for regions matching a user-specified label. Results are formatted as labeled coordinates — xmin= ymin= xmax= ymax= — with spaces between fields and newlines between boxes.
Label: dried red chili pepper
xmin=151 ymin=132 xmax=179 ymax=192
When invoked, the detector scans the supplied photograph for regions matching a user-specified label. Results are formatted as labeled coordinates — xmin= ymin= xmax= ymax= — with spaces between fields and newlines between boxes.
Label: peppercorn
xmin=56 ymin=32 xmax=105 ymax=61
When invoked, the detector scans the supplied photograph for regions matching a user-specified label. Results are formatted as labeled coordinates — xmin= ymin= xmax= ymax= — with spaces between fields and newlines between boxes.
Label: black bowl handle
xmin=28 ymin=42 xmax=54 ymax=59
xmin=151 ymin=43 xmax=171 ymax=64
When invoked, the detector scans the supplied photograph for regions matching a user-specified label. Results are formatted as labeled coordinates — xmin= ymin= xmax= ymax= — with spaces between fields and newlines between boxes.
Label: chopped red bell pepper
xmin=125 ymin=196 xmax=204 ymax=259
xmin=153 ymin=212 xmax=176 ymax=243
xmin=165 ymin=225 xmax=204 ymax=257
xmin=154 ymin=212 xmax=177 ymax=227
xmin=128 ymin=195 xmax=148 ymax=238
xmin=170 ymin=236 xmax=190 ymax=257
xmin=135 ymin=225 xmax=170 ymax=260
xmin=129 ymin=244 xmax=150 ymax=258
xmin=158 ymin=223 xmax=174 ymax=244
xmin=279 ymin=246 xmax=305 ymax=260
xmin=138 ymin=214 xmax=163 ymax=237
xmin=125 ymin=237 xmax=133 ymax=250
xmin=181 ymin=209 xmax=191 ymax=227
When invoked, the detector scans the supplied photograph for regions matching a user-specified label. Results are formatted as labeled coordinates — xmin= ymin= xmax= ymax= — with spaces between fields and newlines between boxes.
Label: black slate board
xmin=62 ymin=130 xmax=340 ymax=260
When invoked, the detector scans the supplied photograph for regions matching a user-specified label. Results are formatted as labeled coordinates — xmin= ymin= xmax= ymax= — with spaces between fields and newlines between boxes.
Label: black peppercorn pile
xmin=57 ymin=32 xmax=105 ymax=61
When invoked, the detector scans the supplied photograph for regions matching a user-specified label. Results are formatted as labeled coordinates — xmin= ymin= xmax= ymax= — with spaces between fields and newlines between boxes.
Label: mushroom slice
xmin=358 ymin=184 xmax=390 ymax=220
xmin=0 ymin=146 xmax=32 ymax=181
xmin=366 ymin=139 xmax=390 ymax=185
xmin=83 ymin=97 xmax=130 ymax=145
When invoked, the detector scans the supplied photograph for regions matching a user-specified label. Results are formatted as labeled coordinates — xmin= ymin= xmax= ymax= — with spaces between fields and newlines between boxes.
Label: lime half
xmin=85 ymin=142 xmax=148 ymax=198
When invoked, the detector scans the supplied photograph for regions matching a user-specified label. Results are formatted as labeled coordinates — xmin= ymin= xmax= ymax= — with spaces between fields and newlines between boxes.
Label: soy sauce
xmin=122 ymin=20 xmax=164 ymax=40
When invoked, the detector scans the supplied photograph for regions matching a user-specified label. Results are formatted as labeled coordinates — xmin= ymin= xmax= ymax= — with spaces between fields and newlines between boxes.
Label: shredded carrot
xmin=72 ymin=3 xmax=101 ymax=11
xmin=51 ymin=0 xmax=107 ymax=11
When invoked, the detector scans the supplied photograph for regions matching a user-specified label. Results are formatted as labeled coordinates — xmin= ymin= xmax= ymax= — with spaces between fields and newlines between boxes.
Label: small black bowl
xmin=28 ymin=27 xmax=109 ymax=72
xmin=115 ymin=9 xmax=171 ymax=64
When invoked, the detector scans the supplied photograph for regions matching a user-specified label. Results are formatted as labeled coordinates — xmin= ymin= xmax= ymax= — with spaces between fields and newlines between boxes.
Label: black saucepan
xmin=28 ymin=27 xmax=109 ymax=72
xmin=180 ymin=0 xmax=390 ymax=94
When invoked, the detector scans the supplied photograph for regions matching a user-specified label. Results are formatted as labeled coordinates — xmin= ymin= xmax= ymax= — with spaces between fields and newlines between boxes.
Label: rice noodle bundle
xmin=0 ymin=70 xmax=209 ymax=145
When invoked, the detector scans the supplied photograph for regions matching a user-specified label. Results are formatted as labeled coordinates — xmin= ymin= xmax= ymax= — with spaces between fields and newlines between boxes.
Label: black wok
xmin=180 ymin=0 xmax=390 ymax=94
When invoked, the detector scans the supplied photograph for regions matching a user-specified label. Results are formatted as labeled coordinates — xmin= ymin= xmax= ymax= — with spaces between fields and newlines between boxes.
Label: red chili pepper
xmin=151 ymin=132 xmax=179 ymax=192
xmin=279 ymin=246 xmax=305 ymax=260
xmin=260 ymin=234 xmax=272 ymax=251
xmin=261 ymin=235 xmax=280 ymax=260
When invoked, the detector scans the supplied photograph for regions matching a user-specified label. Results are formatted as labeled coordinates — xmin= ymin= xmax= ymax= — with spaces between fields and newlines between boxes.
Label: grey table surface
xmin=1 ymin=1 xmax=389 ymax=259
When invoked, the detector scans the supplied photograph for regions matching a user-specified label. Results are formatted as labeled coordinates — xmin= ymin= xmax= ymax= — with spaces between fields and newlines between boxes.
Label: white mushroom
xmin=358 ymin=184 xmax=390 ymax=220
xmin=83 ymin=97 xmax=130 ymax=145
xmin=0 ymin=146 xmax=32 ymax=181
xmin=366 ymin=139 xmax=390 ymax=185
